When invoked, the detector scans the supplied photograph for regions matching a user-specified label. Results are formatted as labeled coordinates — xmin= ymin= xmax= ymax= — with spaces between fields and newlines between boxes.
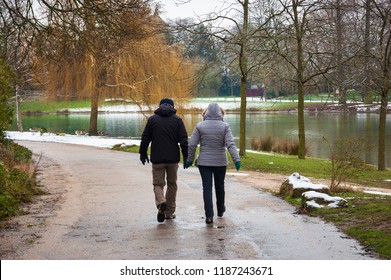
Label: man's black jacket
xmin=139 ymin=103 xmax=188 ymax=164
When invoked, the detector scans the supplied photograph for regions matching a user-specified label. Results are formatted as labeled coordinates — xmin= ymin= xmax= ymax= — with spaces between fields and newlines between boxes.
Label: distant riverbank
xmin=20 ymin=96 xmax=391 ymax=115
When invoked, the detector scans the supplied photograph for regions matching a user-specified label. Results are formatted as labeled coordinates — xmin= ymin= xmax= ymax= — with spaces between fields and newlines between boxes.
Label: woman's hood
xmin=204 ymin=103 xmax=223 ymax=120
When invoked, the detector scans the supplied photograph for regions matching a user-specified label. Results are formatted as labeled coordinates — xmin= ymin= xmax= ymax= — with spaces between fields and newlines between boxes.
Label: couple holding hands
xmin=139 ymin=98 xmax=240 ymax=224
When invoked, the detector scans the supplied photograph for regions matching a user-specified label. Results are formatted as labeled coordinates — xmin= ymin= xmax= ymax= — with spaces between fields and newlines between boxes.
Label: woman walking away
xmin=184 ymin=103 xmax=240 ymax=224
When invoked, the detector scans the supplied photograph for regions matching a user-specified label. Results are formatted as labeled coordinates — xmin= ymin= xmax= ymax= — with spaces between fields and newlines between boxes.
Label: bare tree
xmin=362 ymin=0 xmax=373 ymax=104
xmin=272 ymin=0 xmax=335 ymax=158
xmin=174 ymin=0 xmax=278 ymax=156
xmin=335 ymin=0 xmax=347 ymax=104
xmin=346 ymin=0 xmax=391 ymax=170
xmin=271 ymin=0 xmax=360 ymax=159
xmin=369 ymin=0 xmax=391 ymax=171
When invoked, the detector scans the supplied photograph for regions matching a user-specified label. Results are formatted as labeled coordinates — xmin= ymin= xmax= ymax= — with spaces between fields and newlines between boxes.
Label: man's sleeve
xmin=139 ymin=118 xmax=152 ymax=155
xmin=178 ymin=118 xmax=188 ymax=159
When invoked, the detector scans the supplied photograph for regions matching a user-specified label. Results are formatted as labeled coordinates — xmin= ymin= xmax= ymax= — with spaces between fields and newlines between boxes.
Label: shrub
xmin=0 ymin=140 xmax=32 ymax=168
xmin=250 ymin=136 xmax=307 ymax=156
xmin=0 ymin=193 xmax=18 ymax=218
xmin=323 ymin=136 xmax=370 ymax=192
xmin=0 ymin=163 xmax=18 ymax=217
xmin=0 ymin=58 xmax=14 ymax=140
xmin=250 ymin=137 xmax=261 ymax=151
xmin=251 ymin=136 xmax=273 ymax=151
xmin=0 ymin=141 xmax=40 ymax=219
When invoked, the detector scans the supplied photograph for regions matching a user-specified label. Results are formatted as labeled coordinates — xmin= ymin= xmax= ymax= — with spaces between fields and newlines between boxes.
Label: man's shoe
xmin=157 ymin=202 xmax=167 ymax=223
xmin=206 ymin=217 xmax=213 ymax=224
xmin=165 ymin=214 xmax=176 ymax=219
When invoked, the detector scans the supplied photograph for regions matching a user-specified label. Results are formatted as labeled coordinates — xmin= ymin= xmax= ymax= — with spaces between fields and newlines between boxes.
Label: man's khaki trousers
xmin=152 ymin=163 xmax=178 ymax=217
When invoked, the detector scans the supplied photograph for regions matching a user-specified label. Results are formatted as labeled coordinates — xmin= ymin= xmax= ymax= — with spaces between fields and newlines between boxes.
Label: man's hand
xmin=140 ymin=154 xmax=149 ymax=165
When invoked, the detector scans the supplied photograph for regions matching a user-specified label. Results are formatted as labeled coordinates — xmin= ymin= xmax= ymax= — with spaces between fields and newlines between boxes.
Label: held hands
xmin=140 ymin=154 xmax=149 ymax=165
xmin=235 ymin=161 xmax=241 ymax=171
xmin=183 ymin=160 xmax=193 ymax=169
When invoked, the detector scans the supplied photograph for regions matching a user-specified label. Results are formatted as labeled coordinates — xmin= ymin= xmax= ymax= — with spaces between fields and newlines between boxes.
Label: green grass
xmin=241 ymin=150 xmax=391 ymax=259
xmin=192 ymin=97 xmax=322 ymax=111
xmin=247 ymin=135 xmax=391 ymax=189
xmin=112 ymin=144 xmax=139 ymax=153
xmin=308 ymin=193 xmax=391 ymax=259
xmin=113 ymin=144 xmax=391 ymax=189
xmin=21 ymin=99 xmax=92 ymax=113
xmin=240 ymin=152 xmax=331 ymax=178
xmin=246 ymin=102 xmax=305 ymax=111
xmin=20 ymin=98 xmax=322 ymax=114
xmin=244 ymin=152 xmax=372 ymax=183
xmin=240 ymin=151 xmax=391 ymax=189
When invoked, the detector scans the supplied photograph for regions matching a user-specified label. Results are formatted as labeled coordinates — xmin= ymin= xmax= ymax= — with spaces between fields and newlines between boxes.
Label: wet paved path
xmin=9 ymin=141 xmax=375 ymax=260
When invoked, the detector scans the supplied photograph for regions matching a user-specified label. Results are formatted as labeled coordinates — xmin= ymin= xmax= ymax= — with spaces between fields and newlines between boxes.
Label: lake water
xmin=11 ymin=111 xmax=391 ymax=166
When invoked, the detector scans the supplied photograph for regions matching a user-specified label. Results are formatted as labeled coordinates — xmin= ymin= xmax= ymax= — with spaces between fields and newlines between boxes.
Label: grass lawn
xmin=19 ymin=98 xmax=321 ymax=113
xmin=288 ymin=193 xmax=391 ymax=260
xmin=20 ymin=99 xmax=91 ymax=113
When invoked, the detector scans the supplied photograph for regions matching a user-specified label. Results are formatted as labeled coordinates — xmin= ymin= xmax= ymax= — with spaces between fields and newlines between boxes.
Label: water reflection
xmin=12 ymin=112 xmax=390 ymax=166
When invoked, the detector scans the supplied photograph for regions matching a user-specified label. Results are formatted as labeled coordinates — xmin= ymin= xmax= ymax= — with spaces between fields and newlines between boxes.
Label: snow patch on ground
xmin=363 ymin=190 xmax=391 ymax=196
xmin=302 ymin=190 xmax=347 ymax=208
xmin=6 ymin=131 xmax=140 ymax=148
xmin=288 ymin=172 xmax=328 ymax=190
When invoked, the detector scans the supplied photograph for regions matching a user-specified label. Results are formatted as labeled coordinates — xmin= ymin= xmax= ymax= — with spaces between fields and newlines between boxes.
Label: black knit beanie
xmin=159 ymin=98 xmax=174 ymax=107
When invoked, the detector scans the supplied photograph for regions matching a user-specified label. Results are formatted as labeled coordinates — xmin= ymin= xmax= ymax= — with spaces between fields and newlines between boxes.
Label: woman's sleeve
xmin=187 ymin=126 xmax=200 ymax=162
xmin=225 ymin=124 xmax=240 ymax=163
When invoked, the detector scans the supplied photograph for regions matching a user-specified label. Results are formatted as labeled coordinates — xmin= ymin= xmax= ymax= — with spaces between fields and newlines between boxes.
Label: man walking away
xmin=139 ymin=98 xmax=188 ymax=223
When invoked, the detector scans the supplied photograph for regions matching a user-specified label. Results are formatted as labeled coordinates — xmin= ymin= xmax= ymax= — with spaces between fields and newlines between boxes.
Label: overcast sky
xmin=158 ymin=0 xmax=225 ymax=20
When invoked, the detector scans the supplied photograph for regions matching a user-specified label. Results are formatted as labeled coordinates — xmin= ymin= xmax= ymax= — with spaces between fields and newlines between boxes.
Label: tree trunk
xmin=293 ymin=0 xmax=306 ymax=159
xmin=89 ymin=90 xmax=99 ymax=136
xmin=336 ymin=0 xmax=346 ymax=105
xmin=239 ymin=75 xmax=247 ymax=157
xmin=239 ymin=0 xmax=249 ymax=157
xmin=297 ymin=81 xmax=306 ymax=159
xmin=377 ymin=92 xmax=387 ymax=171
xmin=363 ymin=0 xmax=372 ymax=104
xmin=15 ymin=86 xmax=23 ymax=132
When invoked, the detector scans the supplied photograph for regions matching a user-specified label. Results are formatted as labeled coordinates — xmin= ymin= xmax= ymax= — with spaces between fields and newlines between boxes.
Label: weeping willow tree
xmin=34 ymin=31 xmax=195 ymax=122
xmin=107 ymin=35 xmax=195 ymax=108
xmin=27 ymin=0 xmax=155 ymax=135
xmin=28 ymin=1 xmax=196 ymax=136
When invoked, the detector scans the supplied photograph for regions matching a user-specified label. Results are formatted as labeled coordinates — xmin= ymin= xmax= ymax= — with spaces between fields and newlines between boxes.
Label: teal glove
xmin=184 ymin=161 xmax=193 ymax=169
xmin=235 ymin=161 xmax=241 ymax=171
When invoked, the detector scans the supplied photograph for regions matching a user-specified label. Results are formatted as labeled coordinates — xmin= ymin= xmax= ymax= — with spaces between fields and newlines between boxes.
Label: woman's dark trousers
xmin=198 ymin=165 xmax=227 ymax=218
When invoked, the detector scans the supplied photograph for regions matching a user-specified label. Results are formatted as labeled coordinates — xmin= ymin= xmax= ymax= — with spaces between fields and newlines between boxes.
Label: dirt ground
xmin=0 ymin=154 xmax=73 ymax=259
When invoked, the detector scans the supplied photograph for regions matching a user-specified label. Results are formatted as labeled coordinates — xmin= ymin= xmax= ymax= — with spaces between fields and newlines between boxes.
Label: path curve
xmin=1 ymin=141 xmax=375 ymax=260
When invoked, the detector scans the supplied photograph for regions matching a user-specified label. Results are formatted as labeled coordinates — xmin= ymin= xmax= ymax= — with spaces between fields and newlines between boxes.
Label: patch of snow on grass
xmin=288 ymin=172 xmax=328 ymax=190
xmin=303 ymin=190 xmax=347 ymax=208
